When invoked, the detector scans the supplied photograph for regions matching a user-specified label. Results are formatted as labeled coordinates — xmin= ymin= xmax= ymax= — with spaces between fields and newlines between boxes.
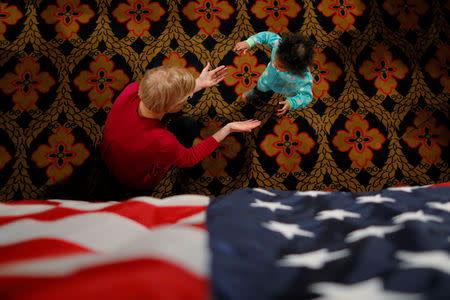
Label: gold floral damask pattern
xmin=311 ymin=48 xmax=342 ymax=98
xmin=73 ymin=54 xmax=129 ymax=107
xmin=317 ymin=0 xmax=366 ymax=31
xmin=260 ymin=118 xmax=315 ymax=172
xmin=31 ymin=127 xmax=90 ymax=184
xmin=112 ymin=0 xmax=165 ymax=37
xmin=40 ymin=0 xmax=95 ymax=39
xmin=359 ymin=45 xmax=408 ymax=95
xmin=0 ymin=3 xmax=23 ymax=35
xmin=332 ymin=114 xmax=386 ymax=168
xmin=0 ymin=56 xmax=55 ymax=111
xmin=251 ymin=0 xmax=301 ymax=33
xmin=403 ymin=111 xmax=449 ymax=164
xmin=0 ymin=0 xmax=448 ymax=201
xmin=183 ymin=0 xmax=234 ymax=35
xmin=162 ymin=52 xmax=200 ymax=78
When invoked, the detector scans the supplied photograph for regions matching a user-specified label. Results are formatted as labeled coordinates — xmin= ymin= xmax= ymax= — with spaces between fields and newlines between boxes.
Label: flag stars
xmin=356 ymin=194 xmax=396 ymax=204
xmin=396 ymin=250 xmax=450 ymax=275
xmin=427 ymin=202 xmax=450 ymax=213
xmin=316 ymin=209 xmax=360 ymax=221
xmin=262 ymin=220 xmax=314 ymax=239
xmin=387 ymin=186 xmax=428 ymax=193
xmin=309 ymin=278 xmax=422 ymax=300
xmin=295 ymin=191 xmax=329 ymax=198
xmin=278 ymin=248 xmax=349 ymax=269
xmin=393 ymin=210 xmax=443 ymax=224
xmin=252 ymin=188 xmax=277 ymax=197
xmin=345 ymin=225 xmax=402 ymax=243
xmin=250 ymin=199 xmax=292 ymax=212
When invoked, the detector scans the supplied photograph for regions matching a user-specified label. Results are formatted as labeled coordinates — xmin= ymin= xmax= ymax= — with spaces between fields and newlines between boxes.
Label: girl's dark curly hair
xmin=277 ymin=32 xmax=314 ymax=75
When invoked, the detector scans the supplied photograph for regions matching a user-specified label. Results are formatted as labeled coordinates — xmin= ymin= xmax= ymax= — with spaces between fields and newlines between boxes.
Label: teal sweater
xmin=246 ymin=31 xmax=313 ymax=110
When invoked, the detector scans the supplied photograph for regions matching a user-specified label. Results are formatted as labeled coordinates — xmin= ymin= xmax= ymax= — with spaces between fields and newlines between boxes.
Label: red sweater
xmin=100 ymin=83 xmax=219 ymax=190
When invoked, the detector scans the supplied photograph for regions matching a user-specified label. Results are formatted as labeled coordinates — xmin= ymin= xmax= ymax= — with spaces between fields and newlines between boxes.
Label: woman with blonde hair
xmin=101 ymin=63 xmax=260 ymax=192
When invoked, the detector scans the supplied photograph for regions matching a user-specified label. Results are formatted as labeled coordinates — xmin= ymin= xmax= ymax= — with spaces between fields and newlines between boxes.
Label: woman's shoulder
xmin=123 ymin=82 xmax=140 ymax=94
xmin=111 ymin=82 xmax=140 ymax=107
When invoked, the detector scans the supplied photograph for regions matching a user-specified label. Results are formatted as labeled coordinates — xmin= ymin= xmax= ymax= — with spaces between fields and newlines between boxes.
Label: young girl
xmin=234 ymin=31 xmax=314 ymax=116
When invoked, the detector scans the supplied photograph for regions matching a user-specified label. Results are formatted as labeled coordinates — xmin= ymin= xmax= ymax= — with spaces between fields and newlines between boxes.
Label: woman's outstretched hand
xmin=227 ymin=119 xmax=261 ymax=133
xmin=212 ymin=119 xmax=261 ymax=143
xmin=195 ymin=62 xmax=228 ymax=91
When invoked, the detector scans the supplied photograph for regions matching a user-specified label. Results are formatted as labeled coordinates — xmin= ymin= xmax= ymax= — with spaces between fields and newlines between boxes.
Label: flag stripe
xmin=0 ymin=258 xmax=208 ymax=300
xmin=0 ymin=201 xmax=207 ymax=228
xmin=0 ymin=212 xmax=148 ymax=252
xmin=0 ymin=238 xmax=93 ymax=264
xmin=0 ymin=225 xmax=209 ymax=277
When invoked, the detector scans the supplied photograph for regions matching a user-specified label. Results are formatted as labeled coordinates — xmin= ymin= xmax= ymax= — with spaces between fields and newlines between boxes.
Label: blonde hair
xmin=138 ymin=66 xmax=196 ymax=114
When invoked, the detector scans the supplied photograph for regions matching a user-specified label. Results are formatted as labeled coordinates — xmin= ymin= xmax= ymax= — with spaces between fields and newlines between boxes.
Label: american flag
xmin=0 ymin=183 xmax=449 ymax=299
xmin=207 ymin=184 xmax=450 ymax=300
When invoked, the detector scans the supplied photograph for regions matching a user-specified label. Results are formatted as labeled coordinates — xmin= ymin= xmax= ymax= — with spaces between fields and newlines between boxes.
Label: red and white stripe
xmin=0 ymin=195 xmax=210 ymax=300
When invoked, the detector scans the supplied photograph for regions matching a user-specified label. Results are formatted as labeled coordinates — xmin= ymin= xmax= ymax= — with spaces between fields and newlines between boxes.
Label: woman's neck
xmin=138 ymin=101 xmax=164 ymax=119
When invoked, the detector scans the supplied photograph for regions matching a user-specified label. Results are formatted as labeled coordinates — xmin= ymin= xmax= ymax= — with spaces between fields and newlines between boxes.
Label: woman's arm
xmin=170 ymin=119 xmax=261 ymax=168
xmin=212 ymin=119 xmax=261 ymax=143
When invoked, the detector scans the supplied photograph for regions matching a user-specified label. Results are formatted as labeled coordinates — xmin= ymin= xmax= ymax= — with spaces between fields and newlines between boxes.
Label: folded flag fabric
xmin=0 ymin=195 xmax=210 ymax=300
xmin=207 ymin=185 xmax=450 ymax=300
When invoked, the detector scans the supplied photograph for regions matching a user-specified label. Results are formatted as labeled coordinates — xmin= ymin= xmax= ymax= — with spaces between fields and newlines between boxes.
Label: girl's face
xmin=273 ymin=53 xmax=288 ymax=72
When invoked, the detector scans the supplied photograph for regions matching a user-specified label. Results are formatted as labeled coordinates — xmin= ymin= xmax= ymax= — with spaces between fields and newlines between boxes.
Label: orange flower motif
xmin=0 ymin=56 xmax=55 ymax=111
xmin=73 ymin=55 xmax=129 ymax=107
xmin=182 ymin=0 xmax=234 ymax=35
xmin=224 ymin=52 xmax=266 ymax=95
xmin=40 ymin=0 xmax=94 ymax=39
xmin=112 ymin=0 xmax=165 ymax=37
xmin=318 ymin=0 xmax=366 ymax=31
xmin=193 ymin=121 xmax=242 ymax=177
xmin=31 ymin=127 xmax=90 ymax=184
xmin=424 ymin=45 xmax=449 ymax=91
xmin=0 ymin=146 xmax=12 ymax=169
xmin=162 ymin=52 xmax=200 ymax=78
xmin=260 ymin=118 xmax=315 ymax=172
xmin=403 ymin=111 xmax=449 ymax=164
xmin=383 ymin=0 xmax=429 ymax=30
xmin=0 ymin=3 xmax=23 ymax=35
xmin=359 ymin=45 xmax=408 ymax=95
xmin=332 ymin=114 xmax=386 ymax=168
xmin=251 ymin=0 xmax=301 ymax=33
xmin=311 ymin=48 xmax=342 ymax=98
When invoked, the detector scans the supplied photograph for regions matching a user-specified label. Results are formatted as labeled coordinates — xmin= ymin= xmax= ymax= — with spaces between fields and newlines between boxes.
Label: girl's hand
xmin=277 ymin=101 xmax=290 ymax=116
xmin=233 ymin=41 xmax=250 ymax=54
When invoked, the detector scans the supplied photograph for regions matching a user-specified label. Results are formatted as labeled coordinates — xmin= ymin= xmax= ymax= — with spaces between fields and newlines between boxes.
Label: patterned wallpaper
xmin=0 ymin=0 xmax=448 ymax=201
